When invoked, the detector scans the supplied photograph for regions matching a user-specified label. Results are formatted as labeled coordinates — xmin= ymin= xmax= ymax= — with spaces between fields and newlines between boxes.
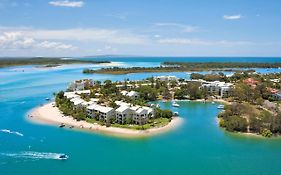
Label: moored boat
xmin=172 ymin=102 xmax=180 ymax=107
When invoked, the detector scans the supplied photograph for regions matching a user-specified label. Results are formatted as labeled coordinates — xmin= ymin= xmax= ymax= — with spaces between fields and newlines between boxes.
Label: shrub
xmin=261 ymin=128 xmax=272 ymax=138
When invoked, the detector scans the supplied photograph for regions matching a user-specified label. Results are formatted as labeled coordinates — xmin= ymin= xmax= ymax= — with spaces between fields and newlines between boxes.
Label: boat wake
xmin=0 ymin=129 xmax=24 ymax=137
xmin=1 ymin=151 xmax=66 ymax=160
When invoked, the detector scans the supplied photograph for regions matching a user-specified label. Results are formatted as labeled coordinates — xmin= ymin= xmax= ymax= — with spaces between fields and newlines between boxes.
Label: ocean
xmin=1 ymin=57 xmax=281 ymax=175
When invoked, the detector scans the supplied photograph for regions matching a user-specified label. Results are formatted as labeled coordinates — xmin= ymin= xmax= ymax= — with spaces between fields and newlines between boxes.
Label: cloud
xmin=223 ymin=15 xmax=242 ymax=20
xmin=49 ymin=0 xmax=84 ymax=8
xmin=97 ymin=45 xmax=118 ymax=53
xmin=154 ymin=23 xmax=198 ymax=33
xmin=17 ymin=28 xmax=148 ymax=45
xmin=37 ymin=41 xmax=76 ymax=50
xmin=0 ymin=32 xmax=76 ymax=50
xmin=105 ymin=13 xmax=128 ymax=20
xmin=157 ymin=38 xmax=253 ymax=46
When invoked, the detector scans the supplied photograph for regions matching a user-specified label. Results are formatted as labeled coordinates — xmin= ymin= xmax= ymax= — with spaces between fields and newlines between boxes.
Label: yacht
xmin=217 ymin=105 xmax=225 ymax=109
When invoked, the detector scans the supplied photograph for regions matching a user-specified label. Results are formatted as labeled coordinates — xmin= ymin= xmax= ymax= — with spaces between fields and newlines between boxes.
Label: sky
xmin=0 ymin=0 xmax=281 ymax=57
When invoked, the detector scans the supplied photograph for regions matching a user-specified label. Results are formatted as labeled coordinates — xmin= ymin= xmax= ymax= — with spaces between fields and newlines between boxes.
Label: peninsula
xmin=29 ymin=78 xmax=183 ymax=137
xmin=0 ymin=57 xmax=110 ymax=68
xmin=83 ymin=62 xmax=281 ymax=74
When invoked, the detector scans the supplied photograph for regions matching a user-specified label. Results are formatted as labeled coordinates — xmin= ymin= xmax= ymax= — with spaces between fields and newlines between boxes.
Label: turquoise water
xmin=1 ymin=58 xmax=281 ymax=175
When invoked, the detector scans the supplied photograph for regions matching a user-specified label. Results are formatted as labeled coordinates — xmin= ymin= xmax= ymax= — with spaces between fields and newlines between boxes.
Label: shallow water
xmin=1 ymin=59 xmax=281 ymax=175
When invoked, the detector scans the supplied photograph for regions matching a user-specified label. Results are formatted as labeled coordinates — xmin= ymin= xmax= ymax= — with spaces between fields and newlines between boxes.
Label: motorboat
xmin=172 ymin=102 xmax=180 ymax=107
xmin=45 ymin=98 xmax=50 ymax=101
xmin=173 ymin=112 xmax=179 ymax=116
xmin=58 ymin=154 xmax=68 ymax=160
xmin=59 ymin=123 xmax=65 ymax=128
xmin=217 ymin=105 xmax=225 ymax=109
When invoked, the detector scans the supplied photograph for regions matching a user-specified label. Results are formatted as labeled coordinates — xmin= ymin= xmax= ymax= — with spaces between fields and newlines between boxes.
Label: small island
xmin=29 ymin=78 xmax=183 ymax=137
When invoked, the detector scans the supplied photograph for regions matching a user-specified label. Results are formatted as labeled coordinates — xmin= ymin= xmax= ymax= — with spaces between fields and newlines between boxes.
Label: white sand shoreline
xmin=27 ymin=102 xmax=183 ymax=138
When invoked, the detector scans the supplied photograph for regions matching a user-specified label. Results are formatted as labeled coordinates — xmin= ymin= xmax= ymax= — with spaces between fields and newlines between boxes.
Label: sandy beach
xmin=27 ymin=102 xmax=183 ymax=138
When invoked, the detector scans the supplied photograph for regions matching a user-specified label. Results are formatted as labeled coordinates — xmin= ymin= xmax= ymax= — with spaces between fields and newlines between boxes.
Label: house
xmin=126 ymin=91 xmax=139 ymax=99
xmin=115 ymin=105 xmax=133 ymax=124
xmin=243 ymin=78 xmax=259 ymax=88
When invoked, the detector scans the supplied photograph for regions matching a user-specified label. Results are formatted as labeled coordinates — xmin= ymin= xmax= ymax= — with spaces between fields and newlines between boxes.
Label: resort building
xmin=68 ymin=79 xmax=94 ymax=91
xmin=115 ymin=105 xmax=133 ymax=124
xmin=70 ymin=97 xmax=85 ymax=109
xmin=201 ymin=81 xmax=233 ymax=97
xmin=155 ymin=76 xmax=178 ymax=82
xmin=126 ymin=91 xmax=140 ymax=99
xmin=87 ymin=104 xmax=115 ymax=122
xmin=64 ymin=90 xmax=91 ymax=99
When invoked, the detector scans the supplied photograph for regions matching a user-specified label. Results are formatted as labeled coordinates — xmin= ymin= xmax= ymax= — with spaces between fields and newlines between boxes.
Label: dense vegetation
xmin=55 ymin=91 xmax=88 ymax=121
xmin=0 ymin=57 xmax=110 ymax=68
xmin=83 ymin=62 xmax=281 ymax=74
xmin=218 ymin=103 xmax=281 ymax=137
xmin=164 ymin=62 xmax=281 ymax=69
